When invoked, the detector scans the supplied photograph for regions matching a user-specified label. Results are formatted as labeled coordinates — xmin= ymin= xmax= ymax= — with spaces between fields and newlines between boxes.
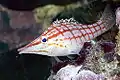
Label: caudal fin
xmin=100 ymin=4 xmax=115 ymax=30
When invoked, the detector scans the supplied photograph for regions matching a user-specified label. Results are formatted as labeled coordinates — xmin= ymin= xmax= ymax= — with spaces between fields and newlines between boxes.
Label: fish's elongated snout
xmin=18 ymin=36 xmax=46 ymax=54
xmin=18 ymin=43 xmax=50 ymax=56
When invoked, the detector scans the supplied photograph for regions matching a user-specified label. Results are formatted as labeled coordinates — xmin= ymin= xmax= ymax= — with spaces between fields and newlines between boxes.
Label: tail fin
xmin=100 ymin=4 xmax=115 ymax=30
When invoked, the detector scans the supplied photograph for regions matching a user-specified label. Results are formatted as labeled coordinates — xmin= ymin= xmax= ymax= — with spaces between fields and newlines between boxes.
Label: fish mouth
xmin=18 ymin=47 xmax=26 ymax=52
xmin=27 ymin=50 xmax=49 ymax=53
xmin=19 ymin=49 xmax=49 ymax=54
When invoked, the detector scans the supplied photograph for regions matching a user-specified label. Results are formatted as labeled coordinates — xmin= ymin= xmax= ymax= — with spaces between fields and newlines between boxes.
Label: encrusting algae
xmin=33 ymin=2 xmax=82 ymax=31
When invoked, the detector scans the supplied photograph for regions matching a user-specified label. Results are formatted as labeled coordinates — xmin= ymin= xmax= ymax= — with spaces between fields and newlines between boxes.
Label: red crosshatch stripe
xmin=91 ymin=25 xmax=105 ymax=36
xmin=62 ymin=24 xmax=83 ymax=42
xmin=77 ymin=24 xmax=88 ymax=41
xmin=87 ymin=20 xmax=104 ymax=39
xmin=87 ymin=24 xmax=94 ymax=39
xmin=25 ymin=37 xmax=41 ymax=47
xmin=65 ymin=26 xmax=78 ymax=43
xmin=48 ymin=24 xmax=75 ymax=40
xmin=92 ymin=21 xmax=105 ymax=35
xmin=45 ymin=21 xmax=105 ymax=40
xmin=48 ymin=24 xmax=82 ymax=41
xmin=62 ymin=24 xmax=78 ymax=42
xmin=74 ymin=25 xmax=83 ymax=42
xmin=61 ymin=24 xmax=76 ymax=42
xmin=47 ymin=27 xmax=58 ymax=36
xmin=18 ymin=37 xmax=42 ymax=51
xmin=95 ymin=23 xmax=101 ymax=35
xmin=43 ymin=21 xmax=104 ymax=37
xmin=43 ymin=20 xmax=105 ymax=36
xmin=94 ymin=26 xmax=105 ymax=35
xmin=96 ymin=22 xmax=102 ymax=34
xmin=47 ymin=24 xmax=67 ymax=39
xmin=19 ymin=21 xmax=106 ymax=52
xmin=81 ymin=24 xmax=91 ymax=40
xmin=64 ymin=25 xmax=105 ymax=41
xmin=97 ymin=21 xmax=105 ymax=33
xmin=52 ymin=24 xmax=64 ymax=37
xmin=92 ymin=24 xmax=98 ymax=36
xmin=79 ymin=25 xmax=87 ymax=41
xmin=64 ymin=33 xmax=89 ymax=40
xmin=76 ymin=25 xmax=87 ymax=41
xmin=42 ymin=25 xmax=58 ymax=36
xmin=60 ymin=24 xmax=72 ymax=42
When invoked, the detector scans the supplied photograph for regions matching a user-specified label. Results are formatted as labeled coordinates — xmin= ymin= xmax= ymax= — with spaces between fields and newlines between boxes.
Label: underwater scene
xmin=0 ymin=0 xmax=120 ymax=80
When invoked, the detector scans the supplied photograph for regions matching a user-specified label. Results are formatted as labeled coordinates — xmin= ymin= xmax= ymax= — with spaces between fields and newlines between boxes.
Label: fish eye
xmin=42 ymin=38 xmax=47 ymax=42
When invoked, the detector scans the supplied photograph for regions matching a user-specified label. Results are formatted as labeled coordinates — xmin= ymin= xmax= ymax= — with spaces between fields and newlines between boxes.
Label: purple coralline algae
xmin=100 ymin=41 xmax=116 ymax=53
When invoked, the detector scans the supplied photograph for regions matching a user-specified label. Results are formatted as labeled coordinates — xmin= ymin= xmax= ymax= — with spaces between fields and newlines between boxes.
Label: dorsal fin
xmin=52 ymin=18 xmax=79 ymax=27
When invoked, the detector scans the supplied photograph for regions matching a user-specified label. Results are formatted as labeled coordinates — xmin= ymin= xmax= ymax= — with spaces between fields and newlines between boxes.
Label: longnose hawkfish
xmin=18 ymin=5 xmax=115 ymax=56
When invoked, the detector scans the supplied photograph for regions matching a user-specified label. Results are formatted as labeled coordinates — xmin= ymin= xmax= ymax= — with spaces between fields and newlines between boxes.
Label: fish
xmin=18 ymin=4 xmax=115 ymax=56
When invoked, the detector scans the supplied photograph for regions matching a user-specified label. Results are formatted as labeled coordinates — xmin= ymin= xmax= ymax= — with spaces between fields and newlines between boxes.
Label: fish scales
xmin=45 ymin=21 xmax=106 ymax=46
xmin=18 ymin=5 xmax=115 ymax=56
